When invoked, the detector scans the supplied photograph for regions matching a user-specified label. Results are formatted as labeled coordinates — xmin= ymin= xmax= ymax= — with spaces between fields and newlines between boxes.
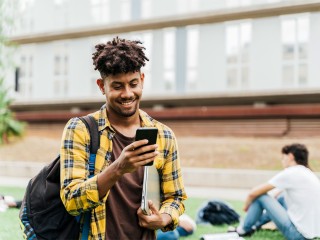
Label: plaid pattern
xmin=60 ymin=105 xmax=187 ymax=240
xmin=20 ymin=205 xmax=37 ymax=239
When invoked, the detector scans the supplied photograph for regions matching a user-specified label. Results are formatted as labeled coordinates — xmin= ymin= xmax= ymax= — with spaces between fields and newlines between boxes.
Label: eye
xmin=130 ymin=82 xmax=138 ymax=88
xmin=112 ymin=84 xmax=122 ymax=90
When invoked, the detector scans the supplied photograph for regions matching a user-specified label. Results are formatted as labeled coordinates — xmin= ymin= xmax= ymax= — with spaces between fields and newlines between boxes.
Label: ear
xmin=288 ymin=153 xmax=295 ymax=162
xmin=96 ymin=78 xmax=105 ymax=93
xmin=140 ymin=72 xmax=145 ymax=88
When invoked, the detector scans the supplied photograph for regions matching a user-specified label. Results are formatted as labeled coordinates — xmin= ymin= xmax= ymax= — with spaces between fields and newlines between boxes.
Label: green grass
xmin=182 ymin=197 xmax=285 ymax=240
xmin=0 ymin=186 xmax=26 ymax=240
xmin=0 ymin=186 xmax=285 ymax=240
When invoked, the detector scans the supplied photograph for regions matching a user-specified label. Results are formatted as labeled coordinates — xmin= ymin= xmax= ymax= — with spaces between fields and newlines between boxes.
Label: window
xmin=163 ymin=29 xmax=176 ymax=91
xmin=53 ymin=44 xmax=69 ymax=96
xmin=18 ymin=55 xmax=33 ymax=97
xmin=281 ymin=15 xmax=309 ymax=87
xmin=226 ymin=22 xmax=251 ymax=89
xmin=91 ymin=0 xmax=110 ymax=24
xmin=186 ymin=26 xmax=199 ymax=90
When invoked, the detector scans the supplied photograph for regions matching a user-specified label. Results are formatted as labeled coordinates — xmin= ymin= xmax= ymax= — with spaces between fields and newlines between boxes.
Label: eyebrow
xmin=110 ymin=78 xmax=139 ymax=85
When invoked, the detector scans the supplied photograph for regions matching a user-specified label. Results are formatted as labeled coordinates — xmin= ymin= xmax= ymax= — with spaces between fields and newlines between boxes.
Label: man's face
xmin=97 ymin=71 xmax=144 ymax=118
xmin=281 ymin=153 xmax=293 ymax=168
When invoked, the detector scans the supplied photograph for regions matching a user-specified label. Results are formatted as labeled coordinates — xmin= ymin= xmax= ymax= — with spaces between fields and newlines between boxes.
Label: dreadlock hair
xmin=282 ymin=143 xmax=309 ymax=168
xmin=92 ymin=36 xmax=149 ymax=78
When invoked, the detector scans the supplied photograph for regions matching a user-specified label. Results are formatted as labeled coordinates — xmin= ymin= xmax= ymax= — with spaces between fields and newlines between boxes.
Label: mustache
xmin=119 ymin=97 xmax=136 ymax=101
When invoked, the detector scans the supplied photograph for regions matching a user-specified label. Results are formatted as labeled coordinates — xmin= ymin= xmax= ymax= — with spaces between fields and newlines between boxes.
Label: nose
xmin=120 ymin=85 xmax=134 ymax=98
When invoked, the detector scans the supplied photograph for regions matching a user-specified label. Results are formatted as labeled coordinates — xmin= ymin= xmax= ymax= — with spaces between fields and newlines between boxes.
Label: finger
xmin=126 ymin=140 xmax=149 ymax=151
xmin=135 ymin=144 xmax=158 ymax=155
xmin=148 ymin=200 xmax=158 ymax=214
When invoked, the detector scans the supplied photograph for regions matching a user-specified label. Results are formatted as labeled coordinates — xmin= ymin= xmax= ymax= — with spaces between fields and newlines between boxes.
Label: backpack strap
xmin=78 ymin=115 xmax=100 ymax=240
xmin=79 ymin=115 xmax=100 ymax=177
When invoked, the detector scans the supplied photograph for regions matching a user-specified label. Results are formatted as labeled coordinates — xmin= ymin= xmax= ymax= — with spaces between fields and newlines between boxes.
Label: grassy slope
xmin=0 ymin=186 xmax=285 ymax=240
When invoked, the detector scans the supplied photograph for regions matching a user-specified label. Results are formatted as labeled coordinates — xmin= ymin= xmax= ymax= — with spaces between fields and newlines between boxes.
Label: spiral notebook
xmin=141 ymin=165 xmax=160 ymax=215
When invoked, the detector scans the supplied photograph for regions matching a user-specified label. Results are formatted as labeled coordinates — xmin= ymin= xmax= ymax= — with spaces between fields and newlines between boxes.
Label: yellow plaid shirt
xmin=60 ymin=105 xmax=187 ymax=240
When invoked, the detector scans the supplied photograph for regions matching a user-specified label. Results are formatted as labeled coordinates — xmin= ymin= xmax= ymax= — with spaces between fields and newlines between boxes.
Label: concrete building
xmin=4 ymin=0 xmax=320 ymax=100
xmin=3 ymin=0 xmax=320 ymax=137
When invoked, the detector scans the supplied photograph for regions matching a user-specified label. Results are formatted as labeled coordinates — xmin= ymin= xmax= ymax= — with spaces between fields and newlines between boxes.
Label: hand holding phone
xmin=135 ymin=127 xmax=158 ymax=166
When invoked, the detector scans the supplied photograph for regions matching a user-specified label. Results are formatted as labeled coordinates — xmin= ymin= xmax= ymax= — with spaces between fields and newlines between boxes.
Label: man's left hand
xmin=137 ymin=200 xmax=172 ymax=230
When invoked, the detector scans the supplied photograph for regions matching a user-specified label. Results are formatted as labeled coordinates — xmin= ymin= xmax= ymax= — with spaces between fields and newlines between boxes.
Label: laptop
xmin=141 ymin=165 xmax=161 ymax=215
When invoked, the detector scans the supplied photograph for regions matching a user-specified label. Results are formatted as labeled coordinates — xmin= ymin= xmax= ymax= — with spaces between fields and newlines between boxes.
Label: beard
xmin=109 ymin=98 xmax=139 ymax=118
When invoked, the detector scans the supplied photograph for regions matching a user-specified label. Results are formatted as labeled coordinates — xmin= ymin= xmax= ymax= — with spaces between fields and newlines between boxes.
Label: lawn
xmin=181 ymin=197 xmax=284 ymax=240
xmin=0 ymin=186 xmax=286 ymax=240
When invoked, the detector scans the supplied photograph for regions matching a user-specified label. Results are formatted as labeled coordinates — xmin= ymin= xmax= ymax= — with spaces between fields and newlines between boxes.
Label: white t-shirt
xmin=268 ymin=165 xmax=320 ymax=239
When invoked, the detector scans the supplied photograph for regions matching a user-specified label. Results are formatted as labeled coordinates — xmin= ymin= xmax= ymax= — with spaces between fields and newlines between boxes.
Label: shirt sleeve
xmin=268 ymin=169 xmax=291 ymax=190
xmin=60 ymin=117 xmax=103 ymax=216
xmin=158 ymin=129 xmax=187 ymax=231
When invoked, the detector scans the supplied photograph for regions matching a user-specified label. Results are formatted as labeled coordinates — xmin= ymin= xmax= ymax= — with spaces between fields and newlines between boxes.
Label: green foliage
xmin=0 ymin=0 xmax=25 ymax=144
xmin=0 ymin=79 xmax=25 ymax=144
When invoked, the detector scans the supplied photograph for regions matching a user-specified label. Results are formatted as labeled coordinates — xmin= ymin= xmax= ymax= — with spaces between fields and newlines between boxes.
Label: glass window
xmin=282 ymin=65 xmax=294 ymax=86
xmin=282 ymin=19 xmax=295 ymax=60
xmin=226 ymin=22 xmax=251 ymax=89
xmin=298 ymin=17 xmax=309 ymax=59
xmin=20 ymin=56 xmax=26 ymax=78
xmin=298 ymin=63 xmax=307 ymax=85
xmin=163 ymin=29 xmax=176 ymax=92
xmin=226 ymin=26 xmax=239 ymax=64
xmin=187 ymin=26 xmax=199 ymax=90
xmin=64 ymin=56 xmax=68 ymax=75
xmin=281 ymin=15 xmax=309 ymax=87
xmin=54 ymin=55 xmax=60 ymax=75
xmin=29 ymin=56 xmax=33 ymax=77
xmin=227 ymin=68 xmax=237 ymax=88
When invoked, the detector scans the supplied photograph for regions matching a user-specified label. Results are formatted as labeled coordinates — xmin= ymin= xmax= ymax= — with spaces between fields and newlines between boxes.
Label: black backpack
xmin=196 ymin=200 xmax=240 ymax=226
xmin=19 ymin=116 xmax=100 ymax=240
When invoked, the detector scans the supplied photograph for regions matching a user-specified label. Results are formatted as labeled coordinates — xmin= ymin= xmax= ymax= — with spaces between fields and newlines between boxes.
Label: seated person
xmin=229 ymin=143 xmax=320 ymax=240
xmin=0 ymin=195 xmax=22 ymax=212
xmin=157 ymin=214 xmax=196 ymax=240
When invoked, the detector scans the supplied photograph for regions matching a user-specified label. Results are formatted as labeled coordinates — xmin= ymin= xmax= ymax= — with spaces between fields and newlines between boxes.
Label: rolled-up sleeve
xmin=159 ymin=130 xmax=187 ymax=231
xmin=60 ymin=118 xmax=103 ymax=216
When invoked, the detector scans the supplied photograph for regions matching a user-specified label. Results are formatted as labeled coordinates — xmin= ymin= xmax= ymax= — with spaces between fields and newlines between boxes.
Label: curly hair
xmin=92 ymin=36 xmax=149 ymax=78
xmin=282 ymin=143 xmax=309 ymax=168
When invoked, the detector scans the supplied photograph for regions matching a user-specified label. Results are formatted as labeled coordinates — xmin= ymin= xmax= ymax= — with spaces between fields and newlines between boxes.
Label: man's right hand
xmin=115 ymin=139 xmax=158 ymax=175
xmin=97 ymin=139 xmax=158 ymax=199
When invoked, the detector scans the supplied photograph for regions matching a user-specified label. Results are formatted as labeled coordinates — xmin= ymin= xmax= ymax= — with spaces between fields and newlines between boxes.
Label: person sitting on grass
xmin=157 ymin=214 xmax=196 ymax=240
xmin=229 ymin=143 xmax=320 ymax=240
xmin=0 ymin=195 xmax=22 ymax=212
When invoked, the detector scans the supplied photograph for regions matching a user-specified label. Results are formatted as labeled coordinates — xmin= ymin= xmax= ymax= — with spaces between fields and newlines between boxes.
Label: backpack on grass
xmin=19 ymin=116 xmax=100 ymax=240
xmin=196 ymin=199 xmax=240 ymax=226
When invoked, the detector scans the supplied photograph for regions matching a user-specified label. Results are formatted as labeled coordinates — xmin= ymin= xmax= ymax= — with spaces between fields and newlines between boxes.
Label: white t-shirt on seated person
xmin=268 ymin=165 xmax=320 ymax=239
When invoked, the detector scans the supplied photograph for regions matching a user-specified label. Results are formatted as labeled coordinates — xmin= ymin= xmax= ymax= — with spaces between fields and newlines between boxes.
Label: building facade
xmin=3 ymin=0 xmax=320 ymax=106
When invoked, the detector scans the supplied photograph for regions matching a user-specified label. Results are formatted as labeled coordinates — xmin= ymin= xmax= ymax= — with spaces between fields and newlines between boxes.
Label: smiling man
xmin=60 ymin=37 xmax=187 ymax=240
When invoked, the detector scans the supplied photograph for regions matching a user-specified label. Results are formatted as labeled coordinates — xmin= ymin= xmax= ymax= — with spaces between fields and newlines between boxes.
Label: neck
xmin=107 ymin=109 xmax=141 ymax=137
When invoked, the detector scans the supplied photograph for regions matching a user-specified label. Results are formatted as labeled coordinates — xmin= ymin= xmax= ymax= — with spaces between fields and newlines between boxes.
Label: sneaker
xmin=227 ymin=226 xmax=255 ymax=237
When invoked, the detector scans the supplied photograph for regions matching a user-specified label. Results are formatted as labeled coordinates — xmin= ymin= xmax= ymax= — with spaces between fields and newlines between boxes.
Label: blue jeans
xmin=253 ymin=194 xmax=287 ymax=229
xmin=157 ymin=227 xmax=192 ymax=240
xmin=242 ymin=194 xmax=306 ymax=240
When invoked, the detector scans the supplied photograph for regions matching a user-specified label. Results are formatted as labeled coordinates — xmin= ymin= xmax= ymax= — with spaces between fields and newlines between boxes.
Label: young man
xmin=60 ymin=37 xmax=187 ymax=240
xmin=231 ymin=143 xmax=320 ymax=240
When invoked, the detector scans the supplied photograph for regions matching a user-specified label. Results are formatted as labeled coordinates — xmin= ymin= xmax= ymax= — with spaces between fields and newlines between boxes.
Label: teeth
xmin=121 ymin=100 xmax=134 ymax=105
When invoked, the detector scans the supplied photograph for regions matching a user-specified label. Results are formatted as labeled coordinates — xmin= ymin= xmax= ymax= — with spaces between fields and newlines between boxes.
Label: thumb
xmin=148 ymin=200 xmax=158 ymax=214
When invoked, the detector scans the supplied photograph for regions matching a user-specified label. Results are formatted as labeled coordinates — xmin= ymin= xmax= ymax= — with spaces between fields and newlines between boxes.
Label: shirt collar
xmin=96 ymin=104 xmax=155 ymax=132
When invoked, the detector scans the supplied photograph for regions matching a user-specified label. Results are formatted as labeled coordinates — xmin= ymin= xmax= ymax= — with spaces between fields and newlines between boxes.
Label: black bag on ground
xmin=196 ymin=199 xmax=240 ymax=225
xmin=19 ymin=116 xmax=99 ymax=240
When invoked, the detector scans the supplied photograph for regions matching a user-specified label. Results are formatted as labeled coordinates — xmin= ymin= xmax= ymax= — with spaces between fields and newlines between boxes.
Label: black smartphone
xmin=135 ymin=127 xmax=158 ymax=166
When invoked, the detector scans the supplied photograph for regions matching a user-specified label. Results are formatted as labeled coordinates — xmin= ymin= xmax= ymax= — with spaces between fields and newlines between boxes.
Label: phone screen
xmin=135 ymin=127 xmax=158 ymax=166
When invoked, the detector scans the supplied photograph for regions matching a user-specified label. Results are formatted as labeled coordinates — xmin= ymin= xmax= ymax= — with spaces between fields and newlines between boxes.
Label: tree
xmin=0 ymin=0 xmax=25 ymax=144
